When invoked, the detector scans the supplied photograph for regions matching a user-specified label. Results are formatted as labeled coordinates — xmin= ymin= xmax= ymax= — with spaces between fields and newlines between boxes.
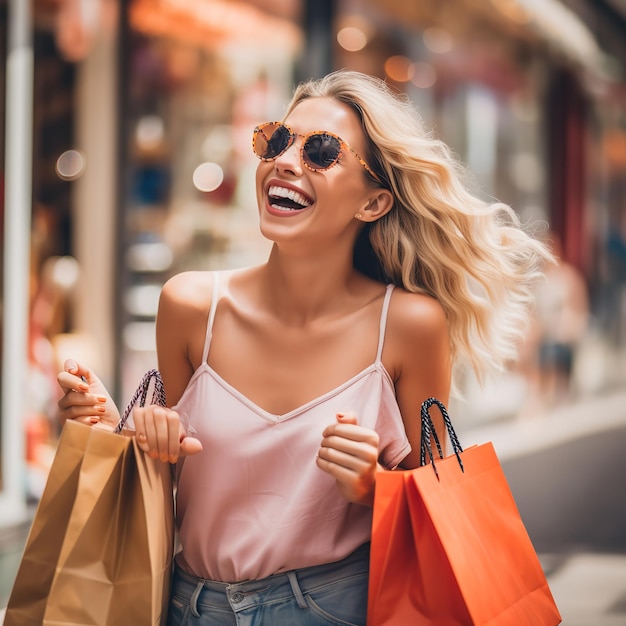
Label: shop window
xmin=117 ymin=0 xmax=303 ymax=399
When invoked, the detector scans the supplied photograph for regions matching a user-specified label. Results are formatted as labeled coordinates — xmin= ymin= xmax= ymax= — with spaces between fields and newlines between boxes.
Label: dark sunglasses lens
xmin=255 ymin=123 xmax=291 ymax=159
xmin=303 ymin=133 xmax=341 ymax=170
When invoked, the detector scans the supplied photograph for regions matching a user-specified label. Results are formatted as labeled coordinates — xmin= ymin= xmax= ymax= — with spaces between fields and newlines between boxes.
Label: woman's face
xmin=255 ymin=97 xmax=377 ymax=247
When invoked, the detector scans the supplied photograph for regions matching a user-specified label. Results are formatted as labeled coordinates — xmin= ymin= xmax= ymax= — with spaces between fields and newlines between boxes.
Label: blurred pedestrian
xmin=57 ymin=70 xmax=551 ymax=625
xmin=604 ymin=214 xmax=626 ymax=344
xmin=532 ymin=233 xmax=589 ymax=409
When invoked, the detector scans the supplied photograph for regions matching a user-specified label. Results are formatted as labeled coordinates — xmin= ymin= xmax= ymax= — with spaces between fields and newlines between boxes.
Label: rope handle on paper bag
xmin=114 ymin=369 xmax=167 ymax=434
xmin=420 ymin=397 xmax=464 ymax=479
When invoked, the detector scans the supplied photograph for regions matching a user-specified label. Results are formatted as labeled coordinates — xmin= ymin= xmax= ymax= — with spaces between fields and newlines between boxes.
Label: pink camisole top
xmin=173 ymin=273 xmax=411 ymax=583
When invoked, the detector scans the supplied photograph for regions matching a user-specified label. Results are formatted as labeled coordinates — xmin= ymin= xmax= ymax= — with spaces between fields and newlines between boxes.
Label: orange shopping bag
xmin=368 ymin=398 xmax=561 ymax=626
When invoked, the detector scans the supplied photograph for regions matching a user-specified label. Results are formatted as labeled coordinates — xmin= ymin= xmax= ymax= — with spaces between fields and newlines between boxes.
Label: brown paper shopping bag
xmin=5 ymin=370 xmax=174 ymax=626
xmin=368 ymin=398 xmax=561 ymax=626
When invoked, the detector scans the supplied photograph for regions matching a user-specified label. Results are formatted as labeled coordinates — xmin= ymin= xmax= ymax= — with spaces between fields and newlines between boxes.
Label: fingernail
xmin=95 ymin=405 xmax=106 ymax=413
xmin=97 ymin=396 xmax=107 ymax=403
xmin=79 ymin=383 xmax=89 ymax=392
xmin=169 ymin=454 xmax=177 ymax=463
xmin=90 ymin=417 xmax=100 ymax=424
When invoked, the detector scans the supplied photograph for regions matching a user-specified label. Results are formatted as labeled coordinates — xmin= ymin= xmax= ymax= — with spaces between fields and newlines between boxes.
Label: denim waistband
xmin=172 ymin=543 xmax=370 ymax=617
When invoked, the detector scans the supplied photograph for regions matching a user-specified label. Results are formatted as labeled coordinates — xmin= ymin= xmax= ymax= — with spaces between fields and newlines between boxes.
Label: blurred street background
xmin=1 ymin=0 xmax=625 ymax=624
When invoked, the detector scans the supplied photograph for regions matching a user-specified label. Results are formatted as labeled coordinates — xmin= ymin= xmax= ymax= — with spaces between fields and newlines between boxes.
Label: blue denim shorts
xmin=167 ymin=543 xmax=370 ymax=626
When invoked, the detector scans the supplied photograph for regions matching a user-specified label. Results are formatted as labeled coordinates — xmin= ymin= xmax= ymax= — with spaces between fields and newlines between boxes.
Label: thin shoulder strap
xmin=375 ymin=284 xmax=395 ymax=363
xmin=201 ymin=272 xmax=220 ymax=364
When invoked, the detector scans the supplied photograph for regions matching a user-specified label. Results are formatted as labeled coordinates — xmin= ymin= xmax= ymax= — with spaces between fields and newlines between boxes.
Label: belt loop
xmin=190 ymin=580 xmax=204 ymax=617
xmin=286 ymin=571 xmax=307 ymax=610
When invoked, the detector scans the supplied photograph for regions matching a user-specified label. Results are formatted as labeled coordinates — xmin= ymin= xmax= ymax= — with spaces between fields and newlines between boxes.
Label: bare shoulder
xmin=154 ymin=272 xmax=215 ymax=403
xmin=160 ymin=271 xmax=214 ymax=309
xmin=156 ymin=272 xmax=217 ymax=350
xmin=158 ymin=267 xmax=263 ymax=326
xmin=387 ymin=288 xmax=448 ymax=341
xmin=385 ymin=287 xmax=450 ymax=378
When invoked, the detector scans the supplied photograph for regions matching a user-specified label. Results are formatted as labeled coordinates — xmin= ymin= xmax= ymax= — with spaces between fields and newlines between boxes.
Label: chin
xmin=258 ymin=213 xmax=305 ymax=244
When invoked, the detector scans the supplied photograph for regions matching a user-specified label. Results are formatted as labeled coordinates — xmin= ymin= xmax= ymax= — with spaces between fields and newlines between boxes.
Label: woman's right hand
xmin=57 ymin=359 xmax=120 ymax=429
xmin=132 ymin=405 xmax=203 ymax=464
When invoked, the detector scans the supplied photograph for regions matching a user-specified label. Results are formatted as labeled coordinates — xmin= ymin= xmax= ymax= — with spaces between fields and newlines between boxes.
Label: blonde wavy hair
xmin=285 ymin=70 xmax=552 ymax=382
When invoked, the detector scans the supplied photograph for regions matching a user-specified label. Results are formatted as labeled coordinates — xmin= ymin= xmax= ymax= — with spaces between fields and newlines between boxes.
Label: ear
xmin=357 ymin=189 xmax=394 ymax=223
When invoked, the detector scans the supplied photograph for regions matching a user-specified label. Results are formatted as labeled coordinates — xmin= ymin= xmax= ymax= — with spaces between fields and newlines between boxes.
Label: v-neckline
xmin=189 ymin=361 xmax=388 ymax=423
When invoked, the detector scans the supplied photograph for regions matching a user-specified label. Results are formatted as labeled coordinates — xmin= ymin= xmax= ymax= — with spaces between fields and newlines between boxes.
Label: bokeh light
xmin=423 ymin=28 xmax=453 ymax=54
xmin=56 ymin=149 xmax=85 ymax=181
xmin=136 ymin=115 xmax=165 ymax=150
xmin=193 ymin=162 xmax=224 ymax=192
xmin=337 ymin=26 xmax=368 ymax=52
xmin=50 ymin=256 xmax=80 ymax=291
xmin=410 ymin=62 xmax=437 ymax=89
xmin=384 ymin=55 xmax=414 ymax=83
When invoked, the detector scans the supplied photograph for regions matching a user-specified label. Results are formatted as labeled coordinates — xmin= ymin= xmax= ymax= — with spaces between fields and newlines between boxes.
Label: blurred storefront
xmin=1 ymin=0 xmax=309 ymax=527
xmin=115 ymin=0 xmax=303 ymax=401
xmin=1 ymin=0 xmax=625 ymax=525
xmin=0 ymin=0 xmax=90 ymax=524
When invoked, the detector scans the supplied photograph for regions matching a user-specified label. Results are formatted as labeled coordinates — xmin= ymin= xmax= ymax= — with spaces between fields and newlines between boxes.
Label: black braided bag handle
xmin=419 ymin=397 xmax=464 ymax=479
xmin=114 ymin=369 xmax=167 ymax=434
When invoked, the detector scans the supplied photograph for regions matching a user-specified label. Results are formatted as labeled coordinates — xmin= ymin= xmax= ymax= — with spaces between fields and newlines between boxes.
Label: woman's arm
xmin=390 ymin=290 xmax=451 ymax=469
xmin=57 ymin=273 xmax=206 ymax=463
xmin=316 ymin=289 xmax=451 ymax=505
xmin=132 ymin=272 xmax=207 ymax=462
xmin=154 ymin=273 xmax=200 ymax=406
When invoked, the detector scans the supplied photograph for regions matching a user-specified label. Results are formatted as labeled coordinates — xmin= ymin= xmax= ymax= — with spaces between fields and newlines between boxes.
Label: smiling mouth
xmin=268 ymin=185 xmax=312 ymax=212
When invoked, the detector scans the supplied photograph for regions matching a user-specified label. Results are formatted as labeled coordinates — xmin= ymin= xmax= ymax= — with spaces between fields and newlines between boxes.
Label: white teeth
xmin=269 ymin=204 xmax=299 ymax=212
xmin=268 ymin=185 xmax=312 ymax=208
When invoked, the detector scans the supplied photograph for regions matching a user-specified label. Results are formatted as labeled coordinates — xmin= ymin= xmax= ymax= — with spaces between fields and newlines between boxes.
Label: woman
xmin=58 ymin=70 xmax=550 ymax=625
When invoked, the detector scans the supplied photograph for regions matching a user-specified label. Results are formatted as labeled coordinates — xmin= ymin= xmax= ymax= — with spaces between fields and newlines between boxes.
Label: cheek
xmin=255 ymin=163 xmax=270 ymax=206
xmin=325 ymin=172 xmax=371 ymax=209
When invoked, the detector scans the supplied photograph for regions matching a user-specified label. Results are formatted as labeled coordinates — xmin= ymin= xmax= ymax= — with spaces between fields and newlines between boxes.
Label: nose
xmin=273 ymin=137 xmax=303 ymax=176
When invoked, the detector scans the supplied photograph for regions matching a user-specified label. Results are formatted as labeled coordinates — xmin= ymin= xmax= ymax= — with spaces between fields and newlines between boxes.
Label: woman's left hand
xmin=317 ymin=412 xmax=381 ymax=507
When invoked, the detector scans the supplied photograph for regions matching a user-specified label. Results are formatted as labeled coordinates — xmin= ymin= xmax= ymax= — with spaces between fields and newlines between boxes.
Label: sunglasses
xmin=252 ymin=121 xmax=380 ymax=182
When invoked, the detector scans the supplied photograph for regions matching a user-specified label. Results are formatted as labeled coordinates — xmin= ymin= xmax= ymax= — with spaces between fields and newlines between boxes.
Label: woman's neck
xmin=258 ymin=244 xmax=365 ymax=324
